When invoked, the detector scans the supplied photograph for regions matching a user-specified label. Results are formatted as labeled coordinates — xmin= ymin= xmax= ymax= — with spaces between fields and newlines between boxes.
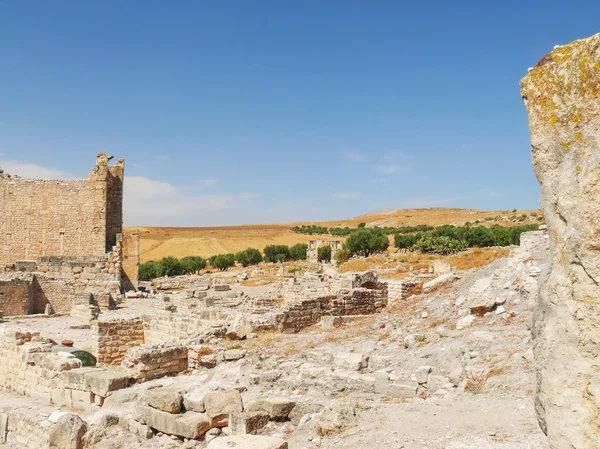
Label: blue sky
xmin=1 ymin=1 xmax=598 ymax=226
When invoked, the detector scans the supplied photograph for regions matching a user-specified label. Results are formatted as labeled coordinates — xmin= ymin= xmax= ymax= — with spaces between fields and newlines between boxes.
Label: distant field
xmin=125 ymin=208 xmax=541 ymax=263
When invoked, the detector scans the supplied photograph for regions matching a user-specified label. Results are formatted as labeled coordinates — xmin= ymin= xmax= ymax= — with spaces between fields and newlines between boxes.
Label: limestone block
xmin=141 ymin=406 xmax=210 ymax=439
xmin=203 ymin=389 xmax=243 ymax=426
xmin=333 ymin=352 xmax=368 ymax=371
xmin=229 ymin=411 xmax=270 ymax=435
xmin=246 ymin=398 xmax=296 ymax=421
xmin=83 ymin=370 xmax=128 ymax=396
xmin=144 ymin=389 xmax=183 ymax=414
xmin=48 ymin=413 xmax=87 ymax=449
xmin=207 ymin=435 xmax=288 ymax=449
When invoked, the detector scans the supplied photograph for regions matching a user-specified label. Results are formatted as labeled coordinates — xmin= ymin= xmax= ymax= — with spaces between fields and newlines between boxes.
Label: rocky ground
xmin=1 ymin=232 xmax=551 ymax=449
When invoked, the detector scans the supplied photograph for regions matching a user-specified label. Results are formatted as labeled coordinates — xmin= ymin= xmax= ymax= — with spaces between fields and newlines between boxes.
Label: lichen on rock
xmin=521 ymin=31 xmax=600 ymax=448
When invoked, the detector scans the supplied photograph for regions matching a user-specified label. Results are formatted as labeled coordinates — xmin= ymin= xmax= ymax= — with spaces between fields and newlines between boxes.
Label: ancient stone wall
xmin=121 ymin=232 xmax=140 ymax=291
xmin=122 ymin=342 xmax=188 ymax=382
xmin=0 ymin=407 xmax=51 ymax=449
xmin=0 ymin=153 xmax=124 ymax=267
xmin=0 ymin=327 xmax=131 ymax=408
xmin=0 ymin=276 xmax=32 ymax=316
xmin=142 ymin=308 xmax=230 ymax=344
xmin=93 ymin=316 xmax=145 ymax=365
xmin=521 ymin=32 xmax=600 ymax=448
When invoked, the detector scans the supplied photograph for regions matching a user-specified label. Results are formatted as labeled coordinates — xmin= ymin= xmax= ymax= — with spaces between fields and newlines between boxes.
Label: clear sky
xmin=1 ymin=1 xmax=598 ymax=226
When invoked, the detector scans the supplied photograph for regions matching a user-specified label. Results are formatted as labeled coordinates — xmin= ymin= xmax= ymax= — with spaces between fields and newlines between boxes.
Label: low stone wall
xmin=122 ymin=342 xmax=188 ymax=382
xmin=142 ymin=308 xmax=230 ymax=344
xmin=277 ymin=279 xmax=388 ymax=332
xmin=94 ymin=315 xmax=145 ymax=365
xmin=326 ymin=287 xmax=388 ymax=316
xmin=276 ymin=299 xmax=324 ymax=333
xmin=0 ymin=407 xmax=51 ymax=449
xmin=0 ymin=326 xmax=129 ymax=407
xmin=0 ymin=276 xmax=33 ymax=316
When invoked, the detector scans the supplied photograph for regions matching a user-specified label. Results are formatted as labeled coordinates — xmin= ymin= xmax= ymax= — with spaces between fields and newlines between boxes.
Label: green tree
xmin=290 ymin=243 xmax=308 ymax=260
xmin=263 ymin=245 xmax=291 ymax=263
xmin=180 ymin=256 xmax=206 ymax=274
xmin=235 ymin=248 xmax=263 ymax=267
xmin=394 ymin=233 xmax=417 ymax=249
xmin=464 ymin=226 xmax=495 ymax=247
xmin=212 ymin=254 xmax=235 ymax=271
xmin=357 ymin=222 xmax=366 ymax=228
xmin=343 ymin=228 xmax=389 ymax=257
xmin=159 ymin=256 xmax=185 ymax=277
xmin=318 ymin=245 xmax=332 ymax=262
xmin=139 ymin=261 xmax=161 ymax=280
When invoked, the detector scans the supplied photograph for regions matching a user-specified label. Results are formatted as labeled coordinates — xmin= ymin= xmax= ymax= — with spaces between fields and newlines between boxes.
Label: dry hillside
xmin=126 ymin=208 xmax=541 ymax=263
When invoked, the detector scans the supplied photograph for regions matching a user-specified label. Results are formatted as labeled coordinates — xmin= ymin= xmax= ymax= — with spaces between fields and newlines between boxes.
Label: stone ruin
xmin=306 ymin=239 xmax=343 ymax=263
xmin=0 ymin=153 xmax=140 ymax=321
xmin=521 ymin=31 xmax=600 ymax=448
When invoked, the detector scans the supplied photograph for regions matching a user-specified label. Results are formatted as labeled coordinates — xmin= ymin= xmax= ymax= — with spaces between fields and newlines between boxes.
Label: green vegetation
xmin=263 ymin=245 xmax=292 ymax=263
xmin=234 ymin=248 xmax=262 ymax=267
xmin=211 ymin=253 xmax=235 ymax=271
xmin=289 ymin=243 xmax=308 ymax=261
xmin=291 ymin=223 xmax=434 ymax=237
xmin=343 ymin=228 xmax=389 ymax=257
xmin=317 ymin=245 xmax=332 ymax=262
xmin=394 ymin=224 xmax=540 ymax=255
xmin=180 ymin=256 xmax=206 ymax=274
xmin=139 ymin=255 xmax=206 ymax=280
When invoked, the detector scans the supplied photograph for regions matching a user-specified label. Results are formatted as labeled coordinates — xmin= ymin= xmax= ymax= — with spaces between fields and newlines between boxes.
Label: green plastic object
xmin=52 ymin=345 xmax=97 ymax=367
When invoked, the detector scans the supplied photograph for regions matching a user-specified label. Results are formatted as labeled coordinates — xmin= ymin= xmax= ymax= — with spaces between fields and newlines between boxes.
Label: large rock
xmin=203 ymin=389 xmax=243 ymax=427
xmin=140 ymin=405 xmax=210 ymax=439
xmin=48 ymin=414 xmax=87 ymax=449
xmin=246 ymin=398 xmax=296 ymax=421
xmin=226 ymin=314 xmax=253 ymax=340
xmin=207 ymin=435 xmax=288 ymax=449
xmin=144 ymin=388 xmax=182 ymax=414
xmin=521 ymin=32 xmax=600 ymax=448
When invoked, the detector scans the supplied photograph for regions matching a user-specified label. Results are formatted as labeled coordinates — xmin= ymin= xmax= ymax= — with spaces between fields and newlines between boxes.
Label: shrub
xmin=212 ymin=253 xmax=235 ymax=271
xmin=335 ymin=249 xmax=351 ymax=265
xmin=235 ymin=248 xmax=262 ymax=267
xmin=463 ymin=226 xmax=496 ymax=248
xmin=318 ymin=245 xmax=332 ymax=262
xmin=290 ymin=243 xmax=308 ymax=261
xmin=394 ymin=233 xmax=417 ymax=249
xmin=159 ymin=256 xmax=185 ymax=277
xmin=263 ymin=245 xmax=291 ymax=263
xmin=357 ymin=222 xmax=366 ymax=228
xmin=180 ymin=256 xmax=206 ymax=274
xmin=139 ymin=261 xmax=161 ymax=280
xmin=412 ymin=235 xmax=467 ymax=255
xmin=343 ymin=228 xmax=389 ymax=257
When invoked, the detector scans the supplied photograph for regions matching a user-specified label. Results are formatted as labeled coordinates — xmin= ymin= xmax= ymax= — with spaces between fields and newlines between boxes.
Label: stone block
xmin=84 ymin=370 xmax=129 ymax=396
xmin=204 ymin=389 xmax=243 ymax=426
xmin=144 ymin=388 xmax=182 ymax=414
xmin=141 ymin=406 xmax=210 ymax=439
xmin=246 ymin=398 xmax=296 ymax=421
xmin=207 ymin=435 xmax=288 ymax=449
xmin=229 ymin=411 xmax=270 ymax=435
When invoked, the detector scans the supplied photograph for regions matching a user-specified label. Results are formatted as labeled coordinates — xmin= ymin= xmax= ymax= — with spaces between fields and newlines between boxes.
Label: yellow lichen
xmin=576 ymin=166 xmax=582 ymax=173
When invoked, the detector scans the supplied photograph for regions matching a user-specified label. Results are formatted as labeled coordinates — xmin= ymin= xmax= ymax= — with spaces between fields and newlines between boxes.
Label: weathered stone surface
xmin=203 ymin=389 xmax=243 ymax=426
xmin=144 ymin=388 xmax=182 ymax=414
xmin=207 ymin=435 xmax=288 ymax=449
xmin=521 ymin=32 xmax=600 ymax=448
xmin=48 ymin=413 xmax=87 ymax=449
xmin=229 ymin=411 xmax=270 ymax=435
xmin=84 ymin=370 xmax=129 ymax=396
xmin=141 ymin=405 xmax=210 ymax=439
xmin=247 ymin=398 xmax=296 ymax=421
xmin=333 ymin=352 xmax=368 ymax=371
xmin=226 ymin=314 xmax=253 ymax=340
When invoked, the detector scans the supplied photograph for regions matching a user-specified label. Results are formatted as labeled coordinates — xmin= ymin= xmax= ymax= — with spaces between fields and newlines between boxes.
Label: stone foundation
xmin=94 ymin=316 xmax=145 ymax=365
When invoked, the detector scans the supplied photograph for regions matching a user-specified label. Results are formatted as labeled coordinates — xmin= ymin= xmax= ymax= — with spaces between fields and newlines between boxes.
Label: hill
xmin=125 ymin=208 xmax=541 ymax=263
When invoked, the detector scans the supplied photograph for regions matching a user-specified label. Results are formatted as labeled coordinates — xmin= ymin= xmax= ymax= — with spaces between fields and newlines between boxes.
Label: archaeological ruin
xmin=0 ymin=153 xmax=140 ymax=320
